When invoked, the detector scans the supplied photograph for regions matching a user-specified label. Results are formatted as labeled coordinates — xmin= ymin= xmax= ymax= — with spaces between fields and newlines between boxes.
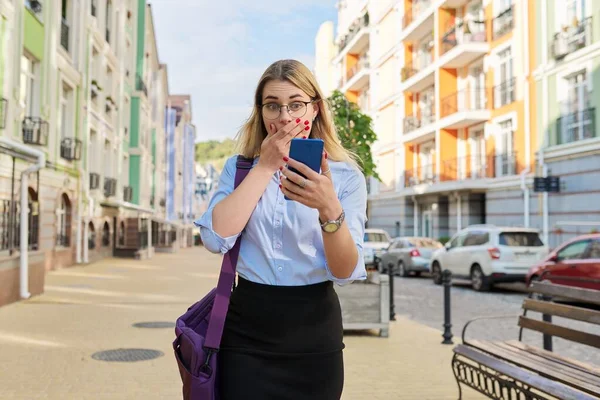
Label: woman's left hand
xmin=280 ymin=152 xmax=342 ymax=220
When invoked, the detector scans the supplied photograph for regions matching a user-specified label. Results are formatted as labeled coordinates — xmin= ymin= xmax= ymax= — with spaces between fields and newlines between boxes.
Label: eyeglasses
xmin=261 ymin=100 xmax=317 ymax=120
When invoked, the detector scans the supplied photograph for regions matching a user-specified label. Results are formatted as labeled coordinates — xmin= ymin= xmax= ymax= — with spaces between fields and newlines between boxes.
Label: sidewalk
xmin=0 ymin=247 xmax=484 ymax=400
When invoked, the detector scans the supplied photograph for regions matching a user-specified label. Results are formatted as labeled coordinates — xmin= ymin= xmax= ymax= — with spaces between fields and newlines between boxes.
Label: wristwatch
xmin=319 ymin=210 xmax=345 ymax=233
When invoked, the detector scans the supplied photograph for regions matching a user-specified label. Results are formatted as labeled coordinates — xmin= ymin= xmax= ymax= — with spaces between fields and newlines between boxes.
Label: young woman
xmin=196 ymin=59 xmax=367 ymax=400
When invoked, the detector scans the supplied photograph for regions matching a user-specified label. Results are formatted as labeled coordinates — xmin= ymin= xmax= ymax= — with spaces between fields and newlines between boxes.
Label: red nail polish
xmin=296 ymin=118 xmax=301 ymax=123
xmin=279 ymin=166 xmax=283 ymax=171
xmin=304 ymin=126 xmax=310 ymax=131
xmin=302 ymin=136 xmax=307 ymax=139
xmin=325 ymin=152 xmax=328 ymax=159
xmin=279 ymin=184 xmax=282 ymax=189
xmin=304 ymin=120 xmax=309 ymax=125
xmin=283 ymin=156 xmax=289 ymax=162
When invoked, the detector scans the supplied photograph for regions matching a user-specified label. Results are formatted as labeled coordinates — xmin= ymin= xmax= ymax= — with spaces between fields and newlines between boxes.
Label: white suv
xmin=429 ymin=225 xmax=549 ymax=291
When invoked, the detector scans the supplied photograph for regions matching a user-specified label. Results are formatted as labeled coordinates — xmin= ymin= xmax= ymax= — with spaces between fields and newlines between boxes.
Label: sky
xmin=149 ymin=0 xmax=338 ymax=143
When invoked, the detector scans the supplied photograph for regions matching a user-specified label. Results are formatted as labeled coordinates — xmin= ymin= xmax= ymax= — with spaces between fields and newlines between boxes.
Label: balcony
xmin=439 ymin=19 xmax=489 ymax=68
xmin=341 ymin=57 xmax=370 ymax=92
xmin=60 ymin=18 xmax=70 ymax=52
xmin=439 ymin=88 xmax=491 ymax=129
xmin=400 ymin=59 xmax=435 ymax=93
xmin=60 ymin=138 xmax=82 ymax=161
xmin=494 ymin=77 xmax=516 ymax=108
xmin=0 ymin=98 xmax=7 ymax=129
xmin=403 ymin=107 xmax=436 ymax=140
xmin=123 ymin=186 xmax=133 ymax=202
xmin=442 ymin=154 xmax=493 ymax=181
xmin=492 ymin=5 xmax=514 ymax=40
xmin=404 ymin=164 xmax=437 ymax=187
xmin=337 ymin=13 xmax=370 ymax=58
xmin=104 ymin=177 xmax=117 ymax=198
xmin=136 ymin=74 xmax=148 ymax=97
xmin=401 ymin=0 xmax=434 ymax=42
xmin=22 ymin=117 xmax=49 ymax=146
xmin=555 ymin=107 xmax=596 ymax=146
xmin=551 ymin=17 xmax=593 ymax=60
xmin=89 ymin=173 xmax=100 ymax=190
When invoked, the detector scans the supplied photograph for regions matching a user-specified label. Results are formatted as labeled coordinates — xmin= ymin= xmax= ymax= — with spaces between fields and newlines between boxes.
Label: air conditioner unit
xmin=552 ymin=34 xmax=569 ymax=59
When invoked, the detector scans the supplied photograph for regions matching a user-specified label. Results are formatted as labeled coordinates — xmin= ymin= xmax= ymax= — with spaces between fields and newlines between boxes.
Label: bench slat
xmin=469 ymin=340 xmax=600 ymax=394
xmin=523 ymin=299 xmax=600 ymax=325
xmin=505 ymin=340 xmax=600 ymax=378
xmin=454 ymin=344 xmax=599 ymax=400
xmin=519 ymin=316 xmax=600 ymax=349
xmin=530 ymin=282 xmax=600 ymax=305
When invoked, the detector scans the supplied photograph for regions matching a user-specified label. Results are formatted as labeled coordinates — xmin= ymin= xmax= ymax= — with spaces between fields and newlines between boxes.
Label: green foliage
xmin=195 ymin=139 xmax=237 ymax=171
xmin=437 ymin=236 xmax=451 ymax=245
xmin=327 ymin=90 xmax=379 ymax=180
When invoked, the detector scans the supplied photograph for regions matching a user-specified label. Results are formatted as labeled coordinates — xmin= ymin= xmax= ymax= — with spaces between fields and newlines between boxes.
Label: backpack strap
xmin=204 ymin=155 xmax=254 ymax=352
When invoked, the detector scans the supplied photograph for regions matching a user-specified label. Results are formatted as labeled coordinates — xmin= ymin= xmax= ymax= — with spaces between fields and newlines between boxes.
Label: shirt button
xmin=274 ymin=221 xmax=280 ymax=227
xmin=277 ymin=266 xmax=283 ymax=272
xmin=275 ymin=243 xmax=281 ymax=249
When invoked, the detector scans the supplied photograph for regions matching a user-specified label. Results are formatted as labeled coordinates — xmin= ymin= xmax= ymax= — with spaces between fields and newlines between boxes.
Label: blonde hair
xmin=235 ymin=59 xmax=359 ymax=169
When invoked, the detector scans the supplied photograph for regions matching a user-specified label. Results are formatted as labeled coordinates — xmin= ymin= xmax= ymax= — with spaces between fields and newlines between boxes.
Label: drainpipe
xmin=540 ymin=0 xmax=549 ymax=246
xmin=520 ymin=167 xmax=531 ymax=227
xmin=0 ymin=138 xmax=46 ymax=300
xmin=76 ymin=168 xmax=84 ymax=264
xmin=453 ymin=192 xmax=462 ymax=231
xmin=412 ymin=196 xmax=419 ymax=236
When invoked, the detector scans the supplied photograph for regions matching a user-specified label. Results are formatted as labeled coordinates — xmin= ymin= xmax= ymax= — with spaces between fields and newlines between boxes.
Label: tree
xmin=327 ymin=90 xmax=380 ymax=181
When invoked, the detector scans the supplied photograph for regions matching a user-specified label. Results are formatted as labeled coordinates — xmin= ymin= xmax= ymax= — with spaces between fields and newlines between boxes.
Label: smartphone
xmin=285 ymin=138 xmax=324 ymax=200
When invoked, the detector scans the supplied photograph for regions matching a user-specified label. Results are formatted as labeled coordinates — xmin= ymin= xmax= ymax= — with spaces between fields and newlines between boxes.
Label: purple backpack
xmin=173 ymin=156 xmax=253 ymax=400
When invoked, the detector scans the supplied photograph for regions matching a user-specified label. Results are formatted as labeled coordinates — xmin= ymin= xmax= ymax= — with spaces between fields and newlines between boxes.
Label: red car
xmin=526 ymin=234 xmax=600 ymax=290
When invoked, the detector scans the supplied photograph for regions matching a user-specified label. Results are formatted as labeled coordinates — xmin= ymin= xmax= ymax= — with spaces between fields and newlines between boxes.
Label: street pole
xmin=388 ymin=264 xmax=396 ymax=321
xmin=442 ymin=269 xmax=454 ymax=345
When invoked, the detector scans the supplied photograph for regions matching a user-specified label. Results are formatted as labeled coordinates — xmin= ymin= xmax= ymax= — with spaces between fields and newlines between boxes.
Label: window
xmin=496 ymin=119 xmax=514 ymax=176
xmin=364 ymin=232 xmax=389 ymax=243
xmin=57 ymin=194 xmax=71 ymax=247
xmin=25 ymin=0 xmax=43 ymax=19
xmin=408 ymin=238 xmax=443 ymax=248
xmin=416 ymin=33 xmax=433 ymax=69
xmin=499 ymin=232 xmax=544 ymax=247
xmin=560 ymin=71 xmax=593 ymax=143
xmin=470 ymin=129 xmax=486 ymax=178
xmin=88 ymin=222 xmax=95 ymax=250
xmin=496 ymin=47 xmax=514 ymax=107
xmin=102 ymin=222 xmax=110 ymax=246
xmin=105 ymin=0 xmax=112 ymax=44
xmin=557 ymin=240 xmax=590 ymax=261
xmin=419 ymin=143 xmax=434 ymax=181
xmin=463 ymin=232 xmax=489 ymax=246
xmin=586 ymin=239 xmax=600 ymax=259
xmin=60 ymin=82 xmax=74 ymax=139
xmin=419 ymin=87 xmax=435 ymax=125
xmin=104 ymin=140 xmax=112 ymax=178
xmin=60 ymin=0 xmax=70 ymax=52
xmin=89 ymin=130 xmax=98 ymax=173
xmin=20 ymin=55 xmax=39 ymax=117
xmin=449 ymin=232 xmax=468 ymax=248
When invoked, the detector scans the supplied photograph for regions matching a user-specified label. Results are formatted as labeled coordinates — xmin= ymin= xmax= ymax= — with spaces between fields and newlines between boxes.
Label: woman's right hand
xmin=257 ymin=118 xmax=309 ymax=173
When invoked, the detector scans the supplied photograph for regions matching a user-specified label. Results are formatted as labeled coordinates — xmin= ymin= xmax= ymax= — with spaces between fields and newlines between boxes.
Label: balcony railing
xmin=338 ymin=13 xmax=369 ymax=54
xmin=402 ymin=0 xmax=431 ymax=29
xmin=440 ymin=88 xmax=489 ymax=117
xmin=104 ymin=177 xmax=117 ymax=198
xmin=123 ymin=186 xmax=133 ymax=202
xmin=89 ymin=173 xmax=100 ymax=190
xmin=22 ymin=117 xmax=49 ymax=146
xmin=60 ymin=138 xmax=82 ymax=161
xmin=346 ymin=57 xmax=369 ymax=82
xmin=60 ymin=18 xmax=70 ymax=52
xmin=555 ymin=107 xmax=596 ymax=146
xmin=403 ymin=107 xmax=435 ymax=133
xmin=404 ymin=164 xmax=436 ymax=187
xmin=494 ymin=77 xmax=516 ymax=108
xmin=0 ymin=98 xmax=7 ymax=129
xmin=401 ymin=66 xmax=419 ymax=82
xmin=492 ymin=5 xmax=514 ymax=40
xmin=441 ymin=19 xmax=487 ymax=55
xmin=551 ymin=17 xmax=593 ymax=60
xmin=136 ymin=74 xmax=148 ymax=97
xmin=443 ymin=154 xmax=492 ymax=181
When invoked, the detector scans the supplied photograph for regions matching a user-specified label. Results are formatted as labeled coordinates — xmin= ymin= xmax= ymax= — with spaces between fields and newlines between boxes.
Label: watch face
xmin=324 ymin=223 xmax=339 ymax=233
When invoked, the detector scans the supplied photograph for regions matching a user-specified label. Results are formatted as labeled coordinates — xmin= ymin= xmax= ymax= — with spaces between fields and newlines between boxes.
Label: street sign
xmin=533 ymin=176 xmax=560 ymax=193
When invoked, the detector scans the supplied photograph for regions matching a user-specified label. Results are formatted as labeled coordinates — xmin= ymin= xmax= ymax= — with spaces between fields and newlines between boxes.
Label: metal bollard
xmin=442 ymin=269 xmax=454 ymax=345
xmin=388 ymin=263 xmax=396 ymax=321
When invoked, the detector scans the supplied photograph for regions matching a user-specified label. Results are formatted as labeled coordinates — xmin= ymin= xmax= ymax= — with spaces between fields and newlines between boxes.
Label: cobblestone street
xmin=392 ymin=274 xmax=600 ymax=366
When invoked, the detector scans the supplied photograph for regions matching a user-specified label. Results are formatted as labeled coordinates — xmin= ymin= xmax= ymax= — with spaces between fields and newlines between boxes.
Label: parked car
xmin=379 ymin=237 xmax=443 ymax=277
xmin=429 ymin=225 xmax=549 ymax=291
xmin=363 ymin=247 xmax=376 ymax=269
xmin=364 ymin=228 xmax=392 ymax=268
xmin=526 ymin=234 xmax=600 ymax=291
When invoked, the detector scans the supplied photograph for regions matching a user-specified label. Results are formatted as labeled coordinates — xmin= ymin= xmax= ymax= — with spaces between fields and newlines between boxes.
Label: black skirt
xmin=217 ymin=277 xmax=345 ymax=400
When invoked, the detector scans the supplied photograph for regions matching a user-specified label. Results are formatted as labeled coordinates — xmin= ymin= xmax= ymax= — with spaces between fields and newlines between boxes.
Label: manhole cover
xmin=132 ymin=321 xmax=176 ymax=329
xmin=91 ymin=348 xmax=164 ymax=362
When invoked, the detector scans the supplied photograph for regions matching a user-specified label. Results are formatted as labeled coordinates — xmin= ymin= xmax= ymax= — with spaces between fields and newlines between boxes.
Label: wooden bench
xmin=452 ymin=281 xmax=600 ymax=400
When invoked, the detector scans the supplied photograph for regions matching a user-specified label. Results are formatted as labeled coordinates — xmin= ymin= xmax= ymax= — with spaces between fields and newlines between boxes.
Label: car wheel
xmin=432 ymin=262 xmax=442 ymax=285
xmin=471 ymin=265 xmax=490 ymax=292
xmin=398 ymin=261 xmax=409 ymax=277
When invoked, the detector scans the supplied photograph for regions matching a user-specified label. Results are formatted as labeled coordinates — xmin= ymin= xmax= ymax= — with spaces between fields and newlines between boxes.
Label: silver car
xmin=379 ymin=237 xmax=444 ymax=277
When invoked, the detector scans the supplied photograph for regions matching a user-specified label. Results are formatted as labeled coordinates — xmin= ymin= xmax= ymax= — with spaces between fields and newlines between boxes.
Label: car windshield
xmin=408 ymin=238 xmax=443 ymax=248
xmin=364 ymin=233 xmax=388 ymax=242
xmin=499 ymin=232 xmax=544 ymax=247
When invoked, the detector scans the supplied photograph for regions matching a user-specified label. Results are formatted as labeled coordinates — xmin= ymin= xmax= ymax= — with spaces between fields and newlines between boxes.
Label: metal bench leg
xmin=451 ymin=352 xmax=463 ymax=400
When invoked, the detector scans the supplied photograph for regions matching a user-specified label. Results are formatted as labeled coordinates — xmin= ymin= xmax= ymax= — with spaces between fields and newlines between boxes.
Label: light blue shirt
xmin=195 ymin=155 xmax=367 ymax=286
